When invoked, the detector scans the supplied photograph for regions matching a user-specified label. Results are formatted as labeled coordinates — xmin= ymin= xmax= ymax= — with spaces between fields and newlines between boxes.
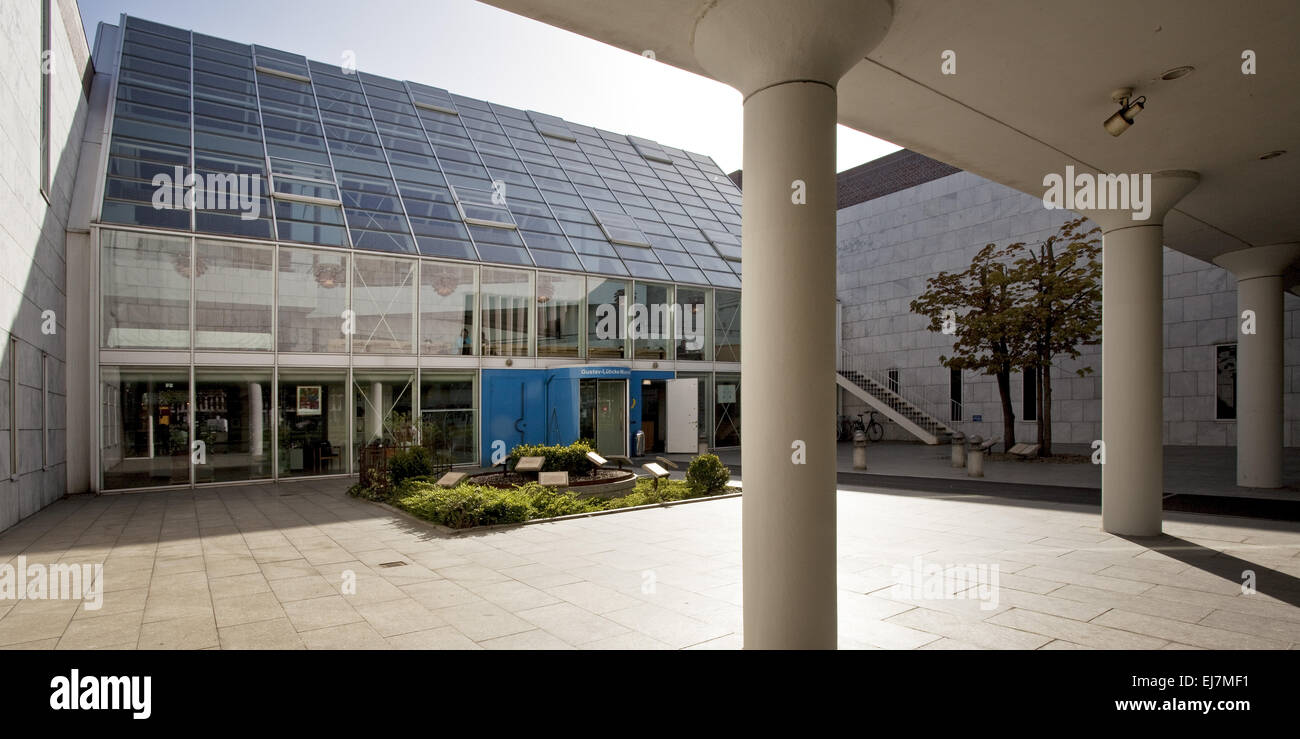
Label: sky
xmin=76 ymin=0 xmax=900 ymax=174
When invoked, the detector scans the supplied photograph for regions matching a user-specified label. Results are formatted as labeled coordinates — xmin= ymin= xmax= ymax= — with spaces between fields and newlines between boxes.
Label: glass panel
xmin=277 ymin=246 xmax=349 ymax=353
xmin=480 ymin=267 xmax=532 ymax=357
xmin=419 ymin=371 xmax=476 ymax=465
xmin=101 ymin=230 xmax=190 ymax=349
xmin=194 ymin=369 xmax=272 ymax=483
xmin=632 ymin=282 xmax=671 ymax=360
xmin=675 ymin=286 xmax=710 ymax=360
xmin=194 ymin=240 xmax=273 ymax=350
xmin=278 ymin=371 xmax=348 ymax=477
xmin=351 ymin=254 xmax=417 ymax=354
xmin=714 ymin=372 xmax=740 ymax=447
xmin=100 ymin=366 xmax=190 ymax=490
xmin=714 ymin=289 xmax=741 ymax=363
xmin=535 ymin=272 xmax=584 ymax=358
xmin=353 ymin=371 xmax=416 ymax=462
xmin=419 ymin=262 xmax=476 ymax=355
xmin=586 ymin=277 xmax=627 ymax=359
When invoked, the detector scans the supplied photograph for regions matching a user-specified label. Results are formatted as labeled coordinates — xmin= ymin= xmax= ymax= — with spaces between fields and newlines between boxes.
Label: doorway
xmin=579 ymin=379 xmax=627 ymax=456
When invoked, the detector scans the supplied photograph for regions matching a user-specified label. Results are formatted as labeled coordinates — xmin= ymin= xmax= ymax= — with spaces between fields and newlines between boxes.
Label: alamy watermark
xmin=151 ymin=166 xmax=262 ymax=220
xmin=0 ymin=556 xmax=103 ymax=610
xmin=1043 ymin=164 xmax=1151 ymax=221
xmin=891 ymin=556 xmax=1000 ymax=610
xmin=593 ymin=301 xmax=704 ymax=351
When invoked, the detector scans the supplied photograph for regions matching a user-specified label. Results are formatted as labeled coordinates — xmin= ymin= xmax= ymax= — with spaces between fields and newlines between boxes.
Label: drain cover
xmin=377 ymin=561 xmax=408 ymax=568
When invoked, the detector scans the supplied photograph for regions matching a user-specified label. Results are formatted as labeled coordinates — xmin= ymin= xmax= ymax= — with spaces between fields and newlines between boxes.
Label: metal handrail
xmin=837 ymin=348 xmax=963 ymax=431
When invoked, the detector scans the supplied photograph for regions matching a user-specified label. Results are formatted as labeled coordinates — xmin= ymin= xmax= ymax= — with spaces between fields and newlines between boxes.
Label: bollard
xmin=852 ymin=429 xmax=868 ymax=470
xmin=950 ymin=431 xmax=966 ymax=468
xmin=966 ymin=434 xmax=984 ymax=477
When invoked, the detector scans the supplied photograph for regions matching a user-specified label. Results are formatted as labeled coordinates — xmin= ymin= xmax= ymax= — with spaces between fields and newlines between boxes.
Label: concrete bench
xmin=435 ymin=471 xmax=467 ymax=488
xmin=538 ymin=471 xmax=569 ymax=487
xmin=514 ymin=456 xmax=546 ymax=474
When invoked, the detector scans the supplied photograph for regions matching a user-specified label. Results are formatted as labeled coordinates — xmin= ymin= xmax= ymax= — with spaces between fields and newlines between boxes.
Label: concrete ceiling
xmin=481 ymin=0 xmax=1299 ymax=264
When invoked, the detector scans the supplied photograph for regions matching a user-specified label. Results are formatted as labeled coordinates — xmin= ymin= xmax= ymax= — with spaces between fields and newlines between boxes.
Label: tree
xmin=910 ymin=244 xmax=1030 ymax=452
xmin=1007 ymin=217 xmax=1102 ymax=456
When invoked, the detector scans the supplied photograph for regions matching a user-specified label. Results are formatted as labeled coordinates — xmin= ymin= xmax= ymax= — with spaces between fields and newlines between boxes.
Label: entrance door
xmin=666 ymin=378 xmax=698 ymax=453
xmin=581 ymin=379 xmax=627 ymax=457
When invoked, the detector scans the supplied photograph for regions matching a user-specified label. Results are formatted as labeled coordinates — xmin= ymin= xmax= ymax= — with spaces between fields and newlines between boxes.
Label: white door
xmin=666 ymin=378 xmax=698 ymax=453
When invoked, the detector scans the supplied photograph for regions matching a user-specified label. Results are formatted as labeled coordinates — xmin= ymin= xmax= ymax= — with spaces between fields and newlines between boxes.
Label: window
xmin=536 ymin=272 xmax=584 ymax=358
xmin=194 ymin=240 xmax=274 ymax=350
xmin=452 ymin=182 xmax=516 ymax=229
xmin=950 ymin=368 xmax=963 ymax=422
xmin=277 ymin=246 xmax=349 ymax=353
xmin=674 ymin=287 xmax=709 ymax=361
xmin=353 ymin=371 xmax=415 ymax=462
xmin=420 ymin=262 xmax=476 ymax=355
xmin=586 ymin=277 xmax=628 ymax=359
xmin=714 ymin=289 xmax=740 ymax=363
xmin=420 ymin=371 xmax=476 ymax=465
xmin=278 ymin=370 xmax=347 ymax=477
xmin=40 ymin=0 xmax=52 ymax=200
xmin=714 ymin=372 xmax=740 ymax=447
xmin=1216 ymin=344 xmax=1237 ymax=420
xmin=194 ymin=369 xmax=272 ymax=483
xmin=887 ymin=369 xmax=900 ymax=395
xmin=632 ymin=282 xmax=671 ymax=360
xmin=100 ymin=367 xmax=190 ymax=490
xmin=591 ymin=208 xmax=650 ymax=247
xmin=480 ymin=267 xmax=532 ymax=357
xmin=1022 ymin=368 xmax=1037 ymax=422
xmin=351 ymin=254 xmax=417 ymax=354
xmin=41 ymin=353 xmax=49 ymax=469
xmin=7 ymin=336 xmax=17 ymax=480
xmin=101 ymin=231 xmax=192 ymax=349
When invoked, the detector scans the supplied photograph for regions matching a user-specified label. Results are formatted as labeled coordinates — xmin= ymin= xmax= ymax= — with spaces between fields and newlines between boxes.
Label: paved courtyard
xmin=1 ymin=478 xmax=1298 ymax=649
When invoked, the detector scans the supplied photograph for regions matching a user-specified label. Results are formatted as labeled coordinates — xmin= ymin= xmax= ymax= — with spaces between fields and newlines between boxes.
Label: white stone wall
xmin=0 ymin=0 xmax=91 ymax=531
xmin=837 ymin=169 xmax=1299 ymax=447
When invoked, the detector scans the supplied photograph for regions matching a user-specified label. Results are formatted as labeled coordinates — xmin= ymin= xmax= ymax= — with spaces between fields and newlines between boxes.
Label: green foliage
xmin=506 ymin=441 xmax=596 ymax=474
xmin=686 ymin=454 xmax=731 ymax=495
xmin=388 ymin=446 xmax=434 ymax=485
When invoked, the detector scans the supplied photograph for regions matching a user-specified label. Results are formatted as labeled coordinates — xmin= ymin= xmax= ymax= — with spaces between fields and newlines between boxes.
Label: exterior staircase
xmin=837 ymin=350 xmax=956 ymax=445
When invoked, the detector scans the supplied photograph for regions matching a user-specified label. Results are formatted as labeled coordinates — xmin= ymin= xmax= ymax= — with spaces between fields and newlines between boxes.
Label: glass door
xmin=580 ymin=379 xmax=627 ymax=456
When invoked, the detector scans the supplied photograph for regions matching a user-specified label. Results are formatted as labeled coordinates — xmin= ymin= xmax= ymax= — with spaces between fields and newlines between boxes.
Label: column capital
xmin=692 ymin=0 xmax=893 ymax=97
xmin=1213 ymin=243 xmax=1300 ymax=280
xmin=1074 ymin=169 xmax=1199 ymax=232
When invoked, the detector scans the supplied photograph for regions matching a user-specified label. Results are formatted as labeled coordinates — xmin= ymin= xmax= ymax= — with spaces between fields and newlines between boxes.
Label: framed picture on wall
xmin=297 ymin=385 xmax=322 ymax=416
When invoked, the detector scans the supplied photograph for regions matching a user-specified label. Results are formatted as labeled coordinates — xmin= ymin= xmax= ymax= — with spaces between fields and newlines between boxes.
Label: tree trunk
xmin=1035 ymin=362 xmax=1045 ymax=454
xmin=996 ymin=369 xmax=1015 ymax=452
xmin=1042 ymin=362 xmax=1053 ymax=457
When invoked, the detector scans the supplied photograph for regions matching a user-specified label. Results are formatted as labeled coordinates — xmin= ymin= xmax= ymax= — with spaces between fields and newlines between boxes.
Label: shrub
xmin=388 ymin=446 xmax=434 ymax=484
xmin=686 ymin=454 xmax=731 ymax=495
xmin=507 ymin=441 xmax=596 ymax=475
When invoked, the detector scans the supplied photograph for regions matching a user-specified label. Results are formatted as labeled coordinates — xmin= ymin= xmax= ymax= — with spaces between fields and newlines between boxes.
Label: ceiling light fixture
xmin=1104 ymin=87 xmax=1146 ymax=137
xmin=1160 ymin=65 xmax=1195 ymax=80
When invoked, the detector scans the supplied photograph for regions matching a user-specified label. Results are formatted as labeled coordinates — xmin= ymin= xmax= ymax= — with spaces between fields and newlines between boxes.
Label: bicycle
xmin=863 ymin=411 xmax=884 ymax=442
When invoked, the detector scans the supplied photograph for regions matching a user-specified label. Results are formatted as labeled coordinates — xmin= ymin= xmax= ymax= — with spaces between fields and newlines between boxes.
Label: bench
xmin=538 ymin=471 xmax=569 ymax=487
xmin=435 ymin=471 xmax=467 ymax=488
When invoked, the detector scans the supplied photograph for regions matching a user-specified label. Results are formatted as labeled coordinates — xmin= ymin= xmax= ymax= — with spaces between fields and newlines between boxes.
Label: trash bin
xmin=966 ymin=434 xmax=984 ymax=477
xmin=852 ymin=429 xmax=868 ymax=470
xmin=634 ymin=429 xmax=646 ymax=456
xmin=950 ymin=431 xmax=966 ymax=468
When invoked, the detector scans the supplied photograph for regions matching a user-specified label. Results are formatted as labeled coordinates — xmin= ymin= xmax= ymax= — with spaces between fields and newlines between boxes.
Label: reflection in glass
xmin=278 ymin=371 xmax=347 ymax=477
xmin=633 ymin=282 xmax=671 ymax=360
xmin=480 ymin=267 xmax=532 ymax=357
xmin=352 ymin=254 xmax=416 ymax=354
xmin=353 ymin=372 xmax=415 ymax=464
xmin=714 ymin=289 xmax=741 ymax=363
xmin=675 ymin=286 xmax=709 ymax=361
xmin=194 ymin=240 xmax=274 ymax=350
xmin=101 ymin=231 xmax=191 ymax=349
xmin=101 ymin=367 xmax=190 ymax=489
xmin=536 ymin=272 xmax=584 ymax=358
xmin=714 ymin=372 xmax=740 ymax=447
xmin=277 ymin=246 xmax=349 ymax=352
xmin=420 ymin=371 xmax=476 ymax=465
xmin=419 ymin=261 xmax=476 ymax=355
xmin=194 ymin=370 xmax=272 ymax=482
xmin=586 ymin=277 xmax=627 ymax=359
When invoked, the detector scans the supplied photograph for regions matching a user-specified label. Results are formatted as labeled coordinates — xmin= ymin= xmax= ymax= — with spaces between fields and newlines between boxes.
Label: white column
xmin=1214 ymin=244 xmax=1300 ymax=488
xmin=1089 ymin=171 xmax=1199 ymax=536
xmin=249 ymin=382 xmax=263 ymax=457
xmin=368 ymin=381 xmax=384 ymax=442
xmin=693 ymin=0 xmax=893 ymax=649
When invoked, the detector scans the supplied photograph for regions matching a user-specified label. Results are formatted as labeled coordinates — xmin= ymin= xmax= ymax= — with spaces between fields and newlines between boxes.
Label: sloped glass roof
xmin=98 ymin=15 xmax=744 ymax=287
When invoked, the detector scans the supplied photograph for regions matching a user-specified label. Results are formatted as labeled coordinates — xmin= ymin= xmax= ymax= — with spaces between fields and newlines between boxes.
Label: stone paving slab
xmin=0 ymin=477 xmax=1298 ymax=649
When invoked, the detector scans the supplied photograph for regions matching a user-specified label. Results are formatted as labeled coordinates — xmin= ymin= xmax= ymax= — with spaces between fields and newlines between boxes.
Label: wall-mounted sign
xmin=971 ymin=414 xmax=982 ymax=422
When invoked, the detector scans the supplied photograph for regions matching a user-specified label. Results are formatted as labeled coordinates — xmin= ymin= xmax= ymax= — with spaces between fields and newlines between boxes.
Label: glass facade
xmin=92 ymin=15 xmax=746 ymax=489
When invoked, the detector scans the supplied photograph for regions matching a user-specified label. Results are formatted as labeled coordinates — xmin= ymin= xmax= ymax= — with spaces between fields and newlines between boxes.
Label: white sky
xmin=77 ymin=0 xmax=900 ymax=174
